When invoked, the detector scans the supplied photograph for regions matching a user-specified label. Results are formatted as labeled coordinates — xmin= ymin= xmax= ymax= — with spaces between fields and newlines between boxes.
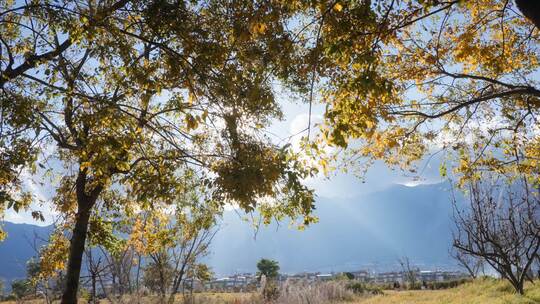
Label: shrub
xmin=346 ymin=282 xmax=383 ymax=295
xmin=425 ymin=278 xmax=472 ymax=290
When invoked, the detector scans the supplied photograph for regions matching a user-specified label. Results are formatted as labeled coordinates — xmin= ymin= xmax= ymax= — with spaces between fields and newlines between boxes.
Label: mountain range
xmin=0 ymin=222 xmax=52 ymax=281
xmin=209 ymin=182 xmax=460 ymax=275
xmin=0 ymin=182 xmax=461 ymax=281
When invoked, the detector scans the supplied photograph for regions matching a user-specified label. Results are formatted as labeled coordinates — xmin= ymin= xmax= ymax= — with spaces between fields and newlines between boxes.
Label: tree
xmin=515 ymin=1 xmax=540 ymax=29
xmin=26 ymin=258 xmax=42 ymax=297
xmin=297 ymin=0 xmax=540 ymax=187
xmin=398 ymin=257 xmax=418 ymax=289
xmin=83 ymin=249 xmax=106 ymax=304
xmin=257 ymin=258 xmax=280 ymax=280
xmin=27 ymin=257 xmax=65 ymax=304
xmin=256 ymin=258 xmax=280 ymax=300
xmin=101 ymin=246 xmax=136 ymax=297
xmin=1 ymin=1 xmax=317 ymax=303
xmin=183 ymin=264 xmax=213 ymax=304
xmin=131 ymin=179 xmax=219 ymax=304
xmin=452 ymin=174 xmax=540 ymax=295
xmin=189 ymin=263 xmax=213 ymax=285
xmin=4 ymin=1 xmax=537 ymax=301
xmin=33 ymin=232 xmax=69 ymax=303
xmin=142 ymin=253 xmax=174 ymax=297
xmin=11 ymin=279 xmax=31 ymax=300
xmin=450 ymin=248 xmax=484 ymax=279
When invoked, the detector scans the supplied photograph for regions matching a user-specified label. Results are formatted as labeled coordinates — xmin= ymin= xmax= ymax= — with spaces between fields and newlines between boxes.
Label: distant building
xmin=369 ymin=270 xmax=468 ymax=284
xmin=372 ymin=271 xmax=404 ymax=284
xmin=418 ymin=270 xmax=444 ymax=282
xmin=202 ymin=269 xmax=468 ymax=292
xmin=206 ymin=273 xmax=257 ymax=291
xmin=350 ymin=270 xmax=370 ymax=282
xmin=315 ymin=273 xmax=334 ymax=281
xmin=417 ymin=270 xmax=469 ymax=282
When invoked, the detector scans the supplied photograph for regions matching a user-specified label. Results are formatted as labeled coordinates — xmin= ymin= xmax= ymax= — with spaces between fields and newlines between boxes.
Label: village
xmin=201 ymin=269 xmax=469 ymax=292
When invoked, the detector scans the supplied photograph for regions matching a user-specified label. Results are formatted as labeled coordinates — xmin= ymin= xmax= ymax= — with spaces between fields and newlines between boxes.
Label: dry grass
xmin=173 ymin=281 xmax=355 ymax=304
xmin=354 ymin=278 xmax=540 ymax=304
xmin=4 ymin=278 xmax=540 ymax=304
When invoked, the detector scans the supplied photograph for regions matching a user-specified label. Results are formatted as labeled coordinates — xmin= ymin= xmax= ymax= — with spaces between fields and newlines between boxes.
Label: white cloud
xmin=289 ymin=113 xmax=322 ymax=135
xmin=4 ymin=166 xmax=59 ymax=226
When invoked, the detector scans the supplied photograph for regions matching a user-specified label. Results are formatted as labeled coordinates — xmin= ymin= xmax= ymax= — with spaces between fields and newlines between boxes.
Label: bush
xmin=425 ymin=278 xmax=472 ymax=290
xmin=262 ymin=281 xmax=280 ymax=300
xmin=346 ymin=282 xmax=383 ymax=295
xmin=11 ymin=279 xmax=32 ymax=299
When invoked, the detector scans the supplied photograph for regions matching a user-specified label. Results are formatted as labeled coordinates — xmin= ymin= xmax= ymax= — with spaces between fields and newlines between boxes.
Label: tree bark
xmin=61 ymin=171 xmax=102 ymax=304
xmin=91 ymin=273 xmax=97 ymax=304
xmin=516 ymin=0 xmax=540 ymax=30
xmin=61 ymin=202 xmax=93 ymax=303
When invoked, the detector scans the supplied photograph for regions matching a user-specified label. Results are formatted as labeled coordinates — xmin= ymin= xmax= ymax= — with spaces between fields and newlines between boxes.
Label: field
xmin=358 ymin=278 xmax=540 ymax=304
xmin=2 ymin=278 xmax=540 ymax=304
xmin=180 ymin=279 xmax=540 ymax=304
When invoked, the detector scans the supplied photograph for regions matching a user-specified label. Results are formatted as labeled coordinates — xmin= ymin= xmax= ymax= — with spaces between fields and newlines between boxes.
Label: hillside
xmin=0 ymin=222 xmax=52 ymax=281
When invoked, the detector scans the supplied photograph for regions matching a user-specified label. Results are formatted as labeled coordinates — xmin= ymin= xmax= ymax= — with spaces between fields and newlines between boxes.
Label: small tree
xmin=257 ymin=259 xmax=280 ymax=300
xmin=142 ymin=253 xmax=174 ymax=297
xmin=11 ymin=279 xmax=31 ymax=300
xmin=450 ymin=248 xmax=484 ymax=279
xmin=131 ymin=178 xmax=219 ymax=304
xmin=83 ymin=247 xmax=107 ymax=304
xmin=183 ymin=264 xmax=213 ymax=303
xmin=398 ymin=257 xmax=418 ymax=289
xmin=453 ymin=175 xmax=540 ymax=295
xmin=257 ymin=259 xmax=280 ymax=280
xmin=25 ymin=257 xmax=65 ymax=304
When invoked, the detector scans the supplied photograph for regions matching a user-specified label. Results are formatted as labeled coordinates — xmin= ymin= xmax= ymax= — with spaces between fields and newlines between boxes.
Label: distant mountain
xmin=0 ymin=222 xmax=53 ymax=281
xmin=208 ymin=182 xmax=461 ymax=275
xmin=0 ymin=182 xmax=462 ymax=281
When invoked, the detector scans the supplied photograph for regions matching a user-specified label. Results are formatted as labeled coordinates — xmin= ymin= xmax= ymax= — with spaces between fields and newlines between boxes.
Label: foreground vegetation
xmin=2 ymin=278 xmax=538 ymax=304
xmin=184 ymin=279 xmax=540 ymax=304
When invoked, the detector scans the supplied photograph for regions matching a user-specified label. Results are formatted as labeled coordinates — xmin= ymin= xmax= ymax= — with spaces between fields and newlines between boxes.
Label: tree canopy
xmin=257 ymin=258 xmax=280 ymax=280
xmin=306 ymin=0 xmax=540 ymax=186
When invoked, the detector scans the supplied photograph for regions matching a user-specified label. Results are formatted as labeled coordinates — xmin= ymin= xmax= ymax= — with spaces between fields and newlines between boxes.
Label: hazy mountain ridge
xmin=208 ymin=182 xmax=460 ymax=275
xmin=0 ymin=182 xmax=460 ymax=280
xmin=0 ymin=222 xmax=53 ymax=281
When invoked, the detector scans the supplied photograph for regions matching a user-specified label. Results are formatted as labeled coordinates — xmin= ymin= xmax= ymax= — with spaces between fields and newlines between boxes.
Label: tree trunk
xmin=61 ymin=171 xmax=101 ymax=304
xmin=91 ymin=273 xmax=97 ymax=304
xmin=515 ymin=281 xmax=525 ymax=295
xmin=61 ymin=202 xmax=93 ymax=303
xmin=516 ymin=0 xmax=540 ymax=30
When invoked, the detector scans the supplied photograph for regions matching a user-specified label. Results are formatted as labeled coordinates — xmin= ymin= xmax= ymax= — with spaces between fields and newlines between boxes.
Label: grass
xmin=354 ymin=278 xmax=540 ymax=304
xmin=184 ymin=278 xmax=540 ymax=304
xmin=3 ymin=278 xmax=540 ymax=303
